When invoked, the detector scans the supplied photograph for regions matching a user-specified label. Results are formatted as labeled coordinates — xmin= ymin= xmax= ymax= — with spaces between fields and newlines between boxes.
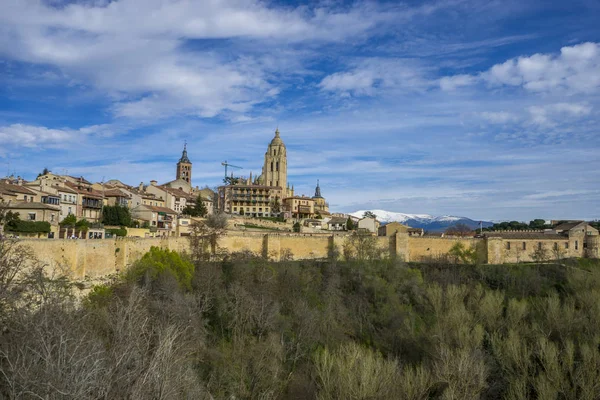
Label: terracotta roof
xmin=144 ymin=205 xmax=177 ymax=214
xmin=284 ymin=196 xmax=315 ymax=201
xmin=329 ymin=217 xmax=347 ymax=224
xmin=553 ymin=222 xmax=585 ymax=231
xmin=160 ymin=186 xmax=195 ymax=199
xmin=67 ymin=176 xmax=92 ymax=185
xmin=0 ymin=181 xmax=37 ymax=196
xmin=5 ymin=202 xmax=60 ymax=211
xmin=64 ymin=182 xmax=103 ymax=198
xmin=56 ymin=185 xmax=78 ymax=194
xmin=104 ymin=188 xmax=131 ymax=197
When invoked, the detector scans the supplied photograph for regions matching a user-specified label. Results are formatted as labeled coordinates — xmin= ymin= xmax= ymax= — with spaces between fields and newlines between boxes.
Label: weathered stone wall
xmin=407 ymin=236 xmax=486 ymax=262
xmin=488 ymin=236 xmax=583 ymax=264
xmin=15 ymin=230 xmax=598 ymax=279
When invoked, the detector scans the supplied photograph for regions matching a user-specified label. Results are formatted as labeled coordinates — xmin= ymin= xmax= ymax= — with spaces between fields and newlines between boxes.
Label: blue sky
xmin=1 ymin=0 xmax=599 ymax=221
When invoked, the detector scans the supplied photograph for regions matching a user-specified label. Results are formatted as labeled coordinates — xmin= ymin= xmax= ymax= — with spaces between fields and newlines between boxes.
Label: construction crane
xmin=221 ymin=161 xmax=242 ymax=181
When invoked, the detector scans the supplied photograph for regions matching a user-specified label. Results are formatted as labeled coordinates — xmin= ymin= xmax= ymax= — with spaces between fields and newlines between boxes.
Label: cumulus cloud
xmin=439 ymin=42 xmax=600 ymax=94
xmin=0 ymin=0 xmax=394 ymax=119
xmin=0 ymin=123 xmax=117 ymax=149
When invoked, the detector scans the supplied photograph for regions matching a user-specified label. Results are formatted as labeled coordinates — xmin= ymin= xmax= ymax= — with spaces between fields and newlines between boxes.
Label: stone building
xmin=484 ymin=221 xmax=599 ymax=262
xmin=218 ymin=129 xmax=303 ymax=217
xmin=283 ymin=195 xmax=315 ymax=219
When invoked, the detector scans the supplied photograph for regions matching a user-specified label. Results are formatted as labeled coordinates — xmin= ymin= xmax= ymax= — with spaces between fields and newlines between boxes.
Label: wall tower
xmin=176 ymin=142 xmax=192 ymax=183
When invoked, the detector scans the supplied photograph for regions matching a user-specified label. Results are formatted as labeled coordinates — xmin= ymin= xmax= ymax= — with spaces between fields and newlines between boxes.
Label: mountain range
xmin=350 ymin=209 xmax=494 ymax=232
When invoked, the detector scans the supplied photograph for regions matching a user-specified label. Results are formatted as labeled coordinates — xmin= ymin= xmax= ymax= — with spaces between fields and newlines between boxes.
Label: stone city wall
xmin=14 ymin=231 xmax=598 ymax=279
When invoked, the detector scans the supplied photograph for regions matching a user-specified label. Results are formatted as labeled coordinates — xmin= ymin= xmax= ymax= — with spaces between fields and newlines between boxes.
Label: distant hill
xmin=350 ymin=209 xmax=494 ymax=232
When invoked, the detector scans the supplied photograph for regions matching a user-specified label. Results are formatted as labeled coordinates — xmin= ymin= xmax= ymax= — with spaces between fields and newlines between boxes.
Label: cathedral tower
xmin=261 ymin=128 xmax=288 ymax=192
xmin=176 ymin=142 xmax=192 ymax=183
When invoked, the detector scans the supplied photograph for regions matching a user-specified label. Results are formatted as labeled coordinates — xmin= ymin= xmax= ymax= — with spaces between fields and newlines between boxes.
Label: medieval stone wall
xmin=14 ymin=231 xmax=598 ymax=280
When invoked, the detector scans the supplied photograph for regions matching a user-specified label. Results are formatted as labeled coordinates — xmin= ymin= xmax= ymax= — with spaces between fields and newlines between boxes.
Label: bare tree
xmin=445 ymin=223 xmax=474 ymax=237
xmin=189 ymin=213 xmax=228 ymax=261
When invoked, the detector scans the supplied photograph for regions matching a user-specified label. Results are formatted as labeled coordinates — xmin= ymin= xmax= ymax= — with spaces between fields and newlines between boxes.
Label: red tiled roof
xmin=0 ymin=181 xmax=37 ymax=196
xmin=144 ymin=205 xmax=177 ymax=214
xmin=64 ymin=182 xmax=103 ymax=198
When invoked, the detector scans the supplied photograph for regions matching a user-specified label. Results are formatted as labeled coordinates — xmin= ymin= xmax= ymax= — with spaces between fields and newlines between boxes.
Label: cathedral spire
xmin=179 ymin=141 xmax=191 ymax=164
xmin=314 ymin=179 xmax=322 ymax=198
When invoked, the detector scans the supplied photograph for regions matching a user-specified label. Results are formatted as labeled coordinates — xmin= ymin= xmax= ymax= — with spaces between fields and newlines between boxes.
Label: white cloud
xmin=479 ymin=111 xmax=518 ymax=124
xmin=528 ymin=102 xmax=592 ymax=126
xmin=439 ymin=42 xmax=600 ymax=94
xmin=319 ymin=58 xmax=432 ymax=96
xmin=0 ymin=0 xmax=395 ymax=120
xmin=439 ymin=74 xmax=477 ymax=91
xmin=0 ymin=124 xmax=76 ymax=148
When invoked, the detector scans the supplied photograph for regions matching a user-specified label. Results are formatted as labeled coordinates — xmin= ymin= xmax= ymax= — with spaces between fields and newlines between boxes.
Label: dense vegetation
xmin=2 ymin=239 xmax=600 ymax=399
xmin=101 ymin=205 xmax=133 ymax=227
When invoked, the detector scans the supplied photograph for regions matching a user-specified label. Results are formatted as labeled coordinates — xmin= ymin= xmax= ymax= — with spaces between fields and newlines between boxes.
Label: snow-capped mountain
xmin=350 ymin=209 xmax=493 ymax=232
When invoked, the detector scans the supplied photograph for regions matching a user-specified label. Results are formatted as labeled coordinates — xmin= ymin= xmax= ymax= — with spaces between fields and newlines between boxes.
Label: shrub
xmin=125 ymin=246 xmax=195 ymax=290
xmin=106 ymin=227 xmax=127 ymax=237
xmin=5 ymin=220 xmax=51 ymax=233
xmin=83 ymin=284 xmax=114 ymax=308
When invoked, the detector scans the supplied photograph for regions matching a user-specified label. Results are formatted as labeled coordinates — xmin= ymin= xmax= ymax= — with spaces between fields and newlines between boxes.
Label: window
xmin=522 ymin=242 xmax=526 ymax=250
xmin=565 ymin=242 xmax=569 ymax=249
xmin=270 ymin=162 xmax=274 ymax=172
xmin=28 ymin=213 xmax=36 ymax=220
xmin=276 ymin=162 xmax=279 ymax=171
xmin=51 ymin=214 xmax=55 ymax=222
xmin=152 ymin=221 xmax=156 ymax=226
xmin=506 ymin=242 xmax=511 ymax=250
xmin=575 ymin=240 xmax=579 ymax=250
xmin=538 ymin=242 xmax=542 ymax=250
xmin=554 ymin=242 xmax=558 ymax=250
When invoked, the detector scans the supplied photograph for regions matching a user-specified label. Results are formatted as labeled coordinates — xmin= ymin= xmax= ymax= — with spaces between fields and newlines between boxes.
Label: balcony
xmin=82 ymin=197 xmax=102 ymax=209
xmin=42 ymin=196 xmax=60 ymax=206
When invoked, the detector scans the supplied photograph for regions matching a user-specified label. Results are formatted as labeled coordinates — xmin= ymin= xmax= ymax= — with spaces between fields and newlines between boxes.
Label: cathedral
xmin=217 ymin=129 xmax=328 ymax=218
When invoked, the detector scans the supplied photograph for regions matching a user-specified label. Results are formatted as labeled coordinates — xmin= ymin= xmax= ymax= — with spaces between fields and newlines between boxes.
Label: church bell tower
xmin=176 ymin=142 xmax=192 ymax=183
xmin=262 ymin=128 xmax=287 ymax=192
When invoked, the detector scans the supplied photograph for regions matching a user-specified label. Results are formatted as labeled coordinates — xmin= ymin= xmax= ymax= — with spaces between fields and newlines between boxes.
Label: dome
xmin=269 ymin=128 xmax=285 ymax=147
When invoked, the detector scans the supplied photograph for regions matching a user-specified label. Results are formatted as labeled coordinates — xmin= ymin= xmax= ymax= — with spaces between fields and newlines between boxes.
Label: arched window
xmin=276 ymin=162 xmax=279 ymax=171
xmin=271 ymin=162 xmax=274 ymax=171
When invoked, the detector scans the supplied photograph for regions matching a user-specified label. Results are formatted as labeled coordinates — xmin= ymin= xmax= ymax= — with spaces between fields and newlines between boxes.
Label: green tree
xmin=36 ymin=167 xmax=50 ymax=178
xmin=293 ymin=222 xmax=301 ymax=233
xmin=363 ymin=211 xmax=377 ymax=219
xmin=59 ymin=214 xmax=77 ymax=227
xmin=346 ymin=217 xmax=355 ymax=231
xmin=101 ymin=205 xmax=132 ymax=226
xmin=182 ymin=195 xmax=208 ymax=217
xmin=125 ymin=246 xmax=195 ymax=290
xmin=529 ymin=219 xmax=550 ymax=230
xmin=76 ymin=218 xmax=90 ymax=232
xmin=0 ymin=203 xmax=20 ymax=234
